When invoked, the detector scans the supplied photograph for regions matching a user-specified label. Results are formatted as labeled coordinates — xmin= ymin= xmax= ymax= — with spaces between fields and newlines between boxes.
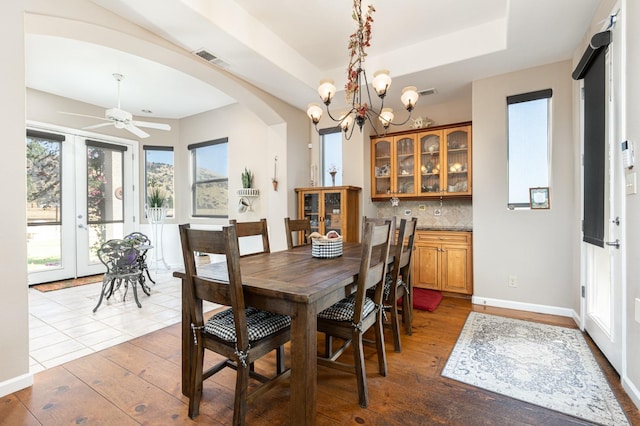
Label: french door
xmin=582 ymin=8 xmax=624 ymax=373
xmin=27 ymin=126 xmax=138 ymax=285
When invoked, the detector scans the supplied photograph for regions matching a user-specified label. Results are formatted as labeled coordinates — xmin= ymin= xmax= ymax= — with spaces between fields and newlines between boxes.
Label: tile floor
xmin=28 ymin=269 xmax=218 ymax=374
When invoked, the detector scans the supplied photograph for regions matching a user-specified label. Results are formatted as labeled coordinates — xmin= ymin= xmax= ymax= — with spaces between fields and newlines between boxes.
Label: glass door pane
xmin=323 ymin=191 xmax=342 ymax=235
xmin=85 ymin=143 xmax=125 ymax=265
xmin=395 ymin=136 xmax=415 ymax=195
xmin=303 ymin=193 xmax=320 ymax=234
xmin=419 ymin=132 xmax=441 ymax=194
xmin=445 ymin=129 xmax=470 ymax=193
xmin=373 ymin=138 xmax=392 ymax=196
xmin=26 ymin=135 xmax=63 ymax=273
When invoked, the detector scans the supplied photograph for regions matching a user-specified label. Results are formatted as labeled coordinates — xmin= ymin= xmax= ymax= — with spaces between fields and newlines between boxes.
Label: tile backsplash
xmin=374 ymin=198 xmax=472 ymax=229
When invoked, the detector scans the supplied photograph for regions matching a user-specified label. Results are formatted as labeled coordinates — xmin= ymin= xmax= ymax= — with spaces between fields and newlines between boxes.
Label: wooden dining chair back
xmin=362 ymin=216 xmax=396 ymax=244
xmin=316 ymin=220 xmax=393 ymax=408
xmin=284 ymin=217 xmax=311 ymax=250
xmin=229 ymin=218 xmax=270 ymax=256
xmin=178 ymin=224 xmax=291 ymax=425
xmin=385 ymin=217 xmax=418 ymax=352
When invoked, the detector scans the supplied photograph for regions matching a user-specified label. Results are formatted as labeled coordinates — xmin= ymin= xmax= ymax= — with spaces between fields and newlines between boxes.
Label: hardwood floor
xmin=2 ymin=297 xmax=639 ymax=425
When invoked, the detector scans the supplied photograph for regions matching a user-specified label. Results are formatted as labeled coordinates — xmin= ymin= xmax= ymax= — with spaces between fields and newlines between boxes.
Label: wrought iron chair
xmin=316 ymin=220 xmax=393 ymax=408
xmin=93 ymin=239 xmax=149 ymax=312
xmin=178 ymin=224 xmax=291 ymax=424
xmin=228 ymin=218 xmax=270 ymax=257
xmin=124 ymin=231 xmax=155 ymax=286
xmin=284 ymin=217 xmax=311 ymax=250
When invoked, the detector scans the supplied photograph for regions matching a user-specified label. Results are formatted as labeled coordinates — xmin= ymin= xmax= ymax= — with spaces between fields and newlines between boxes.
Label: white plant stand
xmin=146 ymin=206 xmax=169 ymax=270
xmin=236 ymin=188 xmax=260 ymax=212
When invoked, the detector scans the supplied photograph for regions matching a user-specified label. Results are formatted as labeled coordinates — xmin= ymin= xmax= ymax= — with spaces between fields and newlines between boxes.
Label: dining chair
xmin=362 ymin=215 xmax=396 ymax=243
xmin=124 ymin=231 xmax=155 ymax=285
xmin=384 ymin=217 xmax=418 ymax=352
xmin=316 ymin=220 xmax=393 ymax=408
xmin=178 ymin=224 xmax=291 ymax=424
xmin=93 ymin=239 xmax=148 ymax=312
xmin=284 ymin=217 xmax=311 ymax=250
xmin=229 ymin=218 xmax=270 ymax=256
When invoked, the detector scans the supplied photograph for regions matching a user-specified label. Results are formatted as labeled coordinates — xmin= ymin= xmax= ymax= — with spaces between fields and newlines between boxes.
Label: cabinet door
xmin=395 ymin=135 xmax=418 ymax=196
xmin=418 ymin=130 xmax=443 ymax=196
xmin=441 ymin=243 xmax=471 ymax=293
xmin=413 ymin=243 xmax=440 ymax=290
xmin=372 ymin=137 xmax=392 ymax=198
xmin=303 ymin=192 xmax=321 ymax=234
xmin=323 ymin=190 xmax=342 ymax=235
xmin=444 ymin=126 xmax=471 ymax=195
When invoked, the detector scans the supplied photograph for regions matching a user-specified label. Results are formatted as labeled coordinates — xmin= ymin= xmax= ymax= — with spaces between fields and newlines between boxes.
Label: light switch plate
xmin=626 ymin=172 xmax=637 ymax=195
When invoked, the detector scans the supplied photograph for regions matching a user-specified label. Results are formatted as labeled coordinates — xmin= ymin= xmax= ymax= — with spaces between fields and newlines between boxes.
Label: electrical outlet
xmin=419 ymin=205 xmax=426 ymax=211
xmin=404 ymin=209 xmax=411 ymax=216
xmin=508 ymin=275 xmax=518 ymax=288
xmin=434 ymin=208 xmax=441 ymax=216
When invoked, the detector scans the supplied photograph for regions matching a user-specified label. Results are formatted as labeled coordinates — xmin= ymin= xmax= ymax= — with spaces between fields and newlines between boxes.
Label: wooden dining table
xmin=173 ymin=242 xmax=367 ymax=425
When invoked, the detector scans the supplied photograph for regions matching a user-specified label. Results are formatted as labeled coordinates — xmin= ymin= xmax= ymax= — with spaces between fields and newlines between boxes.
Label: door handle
xmin=605 ymin=239 xmax=620 ymax=249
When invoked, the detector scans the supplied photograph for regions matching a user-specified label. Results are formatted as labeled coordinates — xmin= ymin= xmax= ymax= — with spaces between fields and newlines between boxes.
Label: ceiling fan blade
xmin=59 ymin=111 xmax=110 ymax=121
xmin=131 ymin=120 xmax=171 ymax=131
xmin=83 ymin=122 xmax=114 ymax=130
xmin=125 ymin=124 xmax=150 ymax=138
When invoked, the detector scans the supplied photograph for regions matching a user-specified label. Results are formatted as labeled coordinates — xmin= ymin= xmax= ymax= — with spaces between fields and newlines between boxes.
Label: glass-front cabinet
xmin=296 ymin=186 xmax=361 ymax=242
xmin=372 ymin=134 xmax=418 ymax=198
xmin=372 ymin=122 xmax=472 ymax=199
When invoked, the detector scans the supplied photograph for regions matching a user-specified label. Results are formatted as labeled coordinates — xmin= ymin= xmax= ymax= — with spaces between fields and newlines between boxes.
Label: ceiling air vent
xmin=193 ymin=49 xmax=230 ymax=68
xmin=418 ymin=88 xmax=437 ymax=96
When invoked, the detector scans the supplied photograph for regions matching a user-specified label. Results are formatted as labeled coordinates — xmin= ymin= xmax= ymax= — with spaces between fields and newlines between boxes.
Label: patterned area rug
xmin=32 ymin=274 xmax=103 ymax=292
xmin=442 ymin=312 xmax=629 ymax=425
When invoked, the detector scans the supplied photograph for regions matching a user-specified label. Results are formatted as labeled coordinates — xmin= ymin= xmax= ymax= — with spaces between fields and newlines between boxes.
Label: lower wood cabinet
xmin=412 ymin=230 xmax=473 ymax=295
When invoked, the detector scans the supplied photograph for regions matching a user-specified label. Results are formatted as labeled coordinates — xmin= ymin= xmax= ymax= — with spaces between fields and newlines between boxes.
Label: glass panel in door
xmin=79 ymin=141 xmax=127 ymax=275
xmin=445 ymin=129 xmax=470 ymax=194
xmin=26 ymin=134 xmax=69 ymax=280
xmin=395 ymin=136 xmax=415 ymax=195
xmin=303 ymin=193 xmax=320 ymax=234
xmin=323 ymin=191 xmax=342 ymax=235
xmin=372 ymin=138 xmax=392 ymax=197
xmin=419 ymin=132 xmax=441 ymax=194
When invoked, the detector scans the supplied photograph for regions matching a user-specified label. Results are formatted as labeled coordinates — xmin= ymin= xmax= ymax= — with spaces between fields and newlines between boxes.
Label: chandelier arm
xmin=343 ymin=119 xmax=357 ymax=141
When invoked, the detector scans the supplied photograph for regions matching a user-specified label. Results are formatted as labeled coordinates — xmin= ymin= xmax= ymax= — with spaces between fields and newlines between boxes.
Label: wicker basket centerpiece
xmin=310 ymin=231 xmax=343 ymax=258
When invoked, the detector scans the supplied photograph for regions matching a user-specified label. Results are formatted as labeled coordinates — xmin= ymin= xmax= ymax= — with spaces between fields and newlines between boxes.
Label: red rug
xmin=400 ymin=288 xmax=443 ymax=312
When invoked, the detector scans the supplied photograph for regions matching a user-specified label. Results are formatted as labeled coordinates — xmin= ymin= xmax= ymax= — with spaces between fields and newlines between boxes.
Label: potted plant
xmin=147 ymin=178 xmax=166 ymax=208
xmin=241 ymin=167 xmax=253 ymax=189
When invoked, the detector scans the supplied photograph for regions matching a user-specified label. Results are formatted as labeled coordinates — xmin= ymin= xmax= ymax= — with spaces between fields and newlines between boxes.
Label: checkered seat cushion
xmin=204 ymin=307 xmax=291 ymax=342
xmin=383 ymin=272 xmax=406 ymax=300
xmin=318 ymin=294 xmax=376 ymax=322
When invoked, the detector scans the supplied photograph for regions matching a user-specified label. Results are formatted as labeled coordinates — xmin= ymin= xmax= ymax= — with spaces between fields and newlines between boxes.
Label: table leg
xmin=290 ymin=302 xmax=317 ymax=425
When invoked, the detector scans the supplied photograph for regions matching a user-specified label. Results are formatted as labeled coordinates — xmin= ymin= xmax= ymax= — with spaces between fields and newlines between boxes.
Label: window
xmin=144 ymin=145 xmax=174 ymax=217
xmin=321 ymin=127 xmax=342 ymax=186
xmin=507 ymin=89 xmax=552 ymax=209
xmin=188 ymin=138 xmax=228 ymax=217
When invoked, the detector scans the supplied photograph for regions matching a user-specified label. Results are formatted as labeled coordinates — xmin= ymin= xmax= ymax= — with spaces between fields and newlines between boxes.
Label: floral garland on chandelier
xmin=346 ymin=0 xmax=375 ymax=118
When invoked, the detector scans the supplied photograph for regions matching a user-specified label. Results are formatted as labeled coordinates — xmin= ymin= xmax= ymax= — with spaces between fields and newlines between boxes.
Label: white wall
xmin=472 ymin=61 xmax=577 ymax=316
xmin=0 ymin=1 xmax=32 ymax=395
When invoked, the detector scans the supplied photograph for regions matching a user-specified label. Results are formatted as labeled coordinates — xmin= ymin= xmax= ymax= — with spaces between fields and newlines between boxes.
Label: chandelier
xmin=306 ymin=0 xmax=419 ymax=140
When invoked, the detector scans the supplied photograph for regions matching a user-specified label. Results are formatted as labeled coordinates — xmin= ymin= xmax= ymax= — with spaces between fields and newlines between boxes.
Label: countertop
xmin=416 ymin=226 xmax=473 ymax=232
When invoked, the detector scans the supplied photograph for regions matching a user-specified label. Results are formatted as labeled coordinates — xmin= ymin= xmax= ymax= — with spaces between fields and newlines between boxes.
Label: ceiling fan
xmin=60 ymin=73 xmax=171 ymax=138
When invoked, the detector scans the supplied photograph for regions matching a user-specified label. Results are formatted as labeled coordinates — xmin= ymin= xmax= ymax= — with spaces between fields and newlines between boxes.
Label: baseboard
xmin=622 ymin=375 xmax=640 ymax=410
xmin=471 ymin=295 xmax=577 ymax=319
xmin=0 ymin=372 xmax=33 ymax=398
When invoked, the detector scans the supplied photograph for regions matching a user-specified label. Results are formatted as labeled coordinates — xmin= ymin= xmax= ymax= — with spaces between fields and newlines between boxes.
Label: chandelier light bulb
xmin=340 ymin=114 xmax=354 ymax=132
xmin=401 ymin=86 xmax=419 ymax=111
xmin=379 ymin=108 xmax=394 ymax=128
xmin=372 ymin=70 xmax=392 ymax=97
xmin=317 ymin=80 xmax=336 ymax=104
xmin=306 ymin=103 xmax=323 ymax=124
